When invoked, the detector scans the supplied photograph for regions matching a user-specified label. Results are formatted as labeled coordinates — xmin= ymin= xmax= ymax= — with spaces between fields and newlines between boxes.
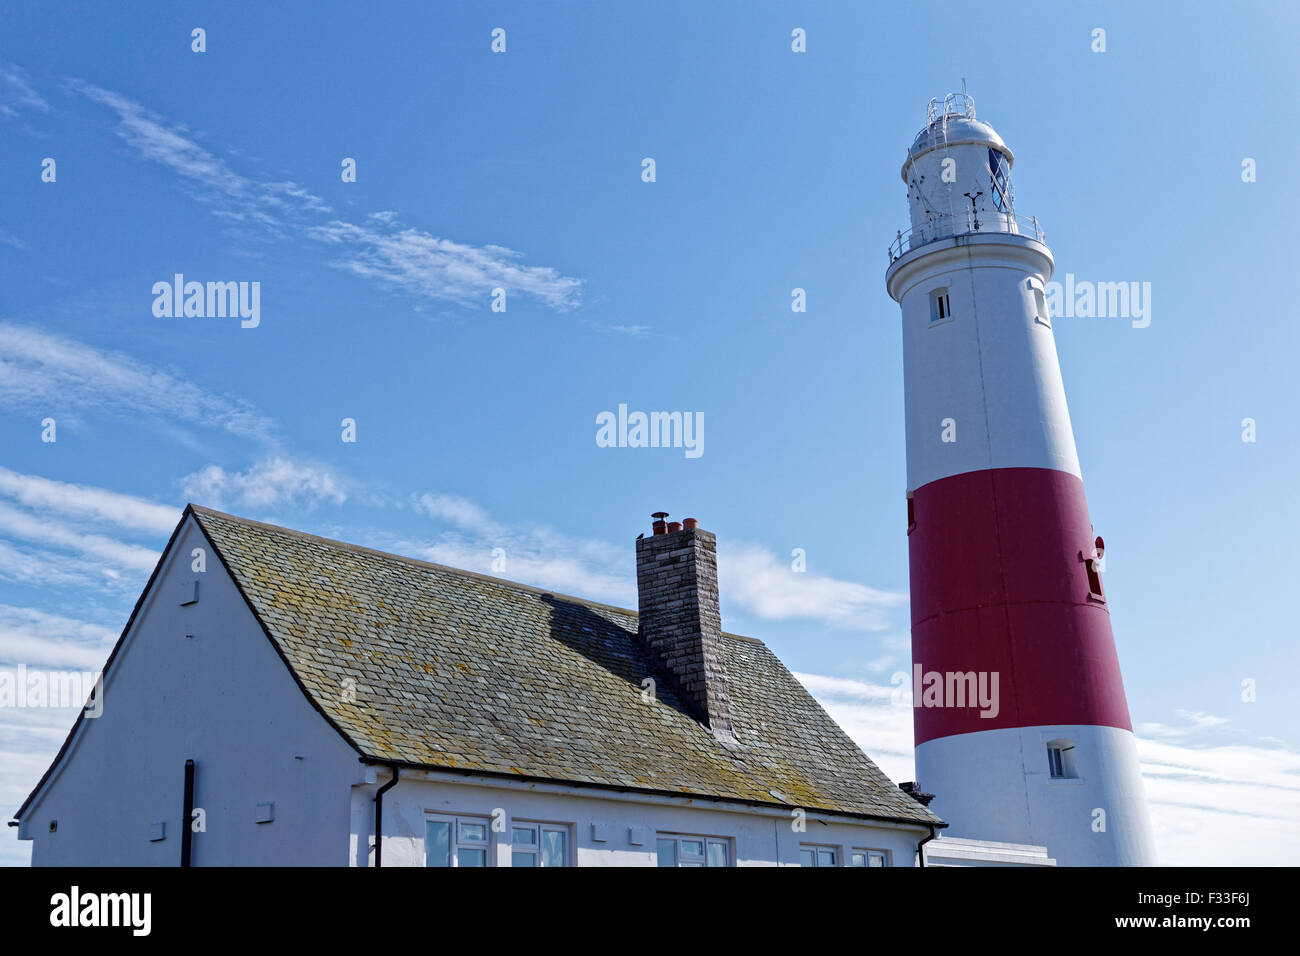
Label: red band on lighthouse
xmin=908 ymin=466 xmax=1133 ymax=743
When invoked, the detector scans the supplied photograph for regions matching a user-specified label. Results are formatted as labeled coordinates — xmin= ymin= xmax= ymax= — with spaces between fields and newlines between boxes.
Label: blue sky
xmin=2 ymin=1 xmax=1297 ymax=865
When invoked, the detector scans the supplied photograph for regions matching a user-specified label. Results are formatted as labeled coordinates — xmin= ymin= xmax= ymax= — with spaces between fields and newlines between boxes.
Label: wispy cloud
xmin=308 ymin=219 xmax=583 ymax=310
xmin=411 ymin=535 xmax=636 ymax=607
xmin=388 ymin=504 xmax=635 ymax=607
xmin=0 ymin=470 xmax=171 ymax=593
xmin=720 ymin=544 xmax=908 ymax=631
xmin=412 ymin=492 xmax=501 ymax=536
xmin=0 ymin=322 xmax=278 ymax=444
xmin=69 ymin=80 xmax=581 ymax=310
xmin=0 ymin=605 xmax=117 ymax=670
xmin=0 ymin=537 xmax=123 ymax=589
xmin=0 ymin=62 xmax=48 ymax=119
xmin=581 ymin=319 xmax=651 ymax=337
xmin=795 ymin=672 xmax=897 ymax=703
xmin=70 ymin=81 xmax=324 ymax=233
xmin=1138 ymin=709 xmax=1232 ymax=739
xmin=0 ymin=501 xmax=159 ymax=573
xmin=0 ymin=466 xmax=178 ymax=536
xmin=398 ymin=495 xmax=903 ymax=630
xmin=180 ymin=457 xmax=348 ymax=512
xmin=1138 ymin=736 xmax=1300 ymax=865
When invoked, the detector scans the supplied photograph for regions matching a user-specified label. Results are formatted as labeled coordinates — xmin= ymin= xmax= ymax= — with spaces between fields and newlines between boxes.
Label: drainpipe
xmin=180 ymin=759 xmax=195 ymax=868
xmin=916 ymin=823 xmax=938 ymax=868
xmin=373 ymin=765 xmax=399 ymax=867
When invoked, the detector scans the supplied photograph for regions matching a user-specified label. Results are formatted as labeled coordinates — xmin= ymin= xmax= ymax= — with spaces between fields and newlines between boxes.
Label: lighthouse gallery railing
xmin=888 ymin=212 xmax=1045 ymax=264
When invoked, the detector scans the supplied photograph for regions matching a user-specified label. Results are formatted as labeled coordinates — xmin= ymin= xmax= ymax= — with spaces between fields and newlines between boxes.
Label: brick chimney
xmin=635 ymin=513 xmax=738 ymax=747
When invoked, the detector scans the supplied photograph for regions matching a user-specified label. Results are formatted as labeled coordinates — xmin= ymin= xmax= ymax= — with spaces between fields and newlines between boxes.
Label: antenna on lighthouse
xmin=962 ymin=190 xmax=983 ymax=231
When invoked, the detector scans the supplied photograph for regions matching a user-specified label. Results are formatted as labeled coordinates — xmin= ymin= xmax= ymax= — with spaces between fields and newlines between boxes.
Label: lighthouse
xmin=884 ymin=93 xmax=1156 ymax=866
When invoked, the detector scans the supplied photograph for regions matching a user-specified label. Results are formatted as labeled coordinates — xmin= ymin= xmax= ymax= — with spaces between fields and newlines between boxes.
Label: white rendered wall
xmin=20 ymin=516 xmax=364 ymax=866
xmin=351 ymin=770 xmax=929 ymax=867
xmin=915 ymin=724 xmax=1156 ymax=867
xmin=889 ymin=236 xmax=1079 ymax=490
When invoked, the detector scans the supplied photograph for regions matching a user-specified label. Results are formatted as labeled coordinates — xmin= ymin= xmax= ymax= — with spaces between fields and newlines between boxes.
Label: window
xmin=799 ymin=845 xmax=839 ymax=867
xmin=511 ymin=823 xmax=569 ymax=867
xmin=1027 ymin=277 xmax=1051 ymax=327
xmin=425 ymin=814 xmax=491 ymax=867
xmin=989 ymin=148 xmax=1010 ymax=213
xmin=1047 ymin=738 xmax=1079 ymax=779
xmin=906 ymin=492 xmax=916 ymax=533
xmin=930 ymin=287 xmax=951 ymax=323
xmin=1047 ymin=746 xmax=1065 ymax=777
xmin=656 ymin=834 xmax=730 ymax=867
xmin=1082 ymin=537 xmax=1105 ymax=601
xmin=1085 ymin=558 xmax=1103 ymax=597
xmin=849 ymin=849 xmax=890 ymax=867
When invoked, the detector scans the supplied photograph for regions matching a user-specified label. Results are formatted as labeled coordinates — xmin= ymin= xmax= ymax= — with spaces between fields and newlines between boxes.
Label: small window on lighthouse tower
xmin=1086 ymin=558 xmax=1104 ymax=598
xmin=1047 ymin=739 xmax=1079 ymax=779
xmin=1027 ymin=277 xmax=1051 ymax=327
xmin=930 ymin=287 xmax=951 ymax=323
xmin=1082 ymin=536 xmax=1106 ymax=601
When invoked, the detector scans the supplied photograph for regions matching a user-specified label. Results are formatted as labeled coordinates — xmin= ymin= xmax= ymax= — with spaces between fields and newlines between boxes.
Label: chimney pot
xmin=682 ymin=517 xmax=698 ymax=531
xmin=666 ymin=521 xmax=682 ymax=533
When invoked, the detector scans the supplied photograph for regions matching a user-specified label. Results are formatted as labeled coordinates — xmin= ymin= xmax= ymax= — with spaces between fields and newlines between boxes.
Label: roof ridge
xmin=185 ymin=504 xmax=767 ymax=645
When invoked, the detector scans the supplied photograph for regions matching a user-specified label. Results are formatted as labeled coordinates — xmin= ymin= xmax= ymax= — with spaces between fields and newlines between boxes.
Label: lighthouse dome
xmin=901 ymin=94 xmax=1014 ymax=182
xmin=886 ymin=91 xmax=1044 ymax=263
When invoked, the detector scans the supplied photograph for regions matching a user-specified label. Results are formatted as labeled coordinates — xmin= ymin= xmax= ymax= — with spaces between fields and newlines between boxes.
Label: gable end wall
xmin=20 ymin=515 xmax=362 ymax=865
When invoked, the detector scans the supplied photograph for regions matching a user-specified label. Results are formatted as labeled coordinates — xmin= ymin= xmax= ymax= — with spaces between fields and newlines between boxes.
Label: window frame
xmin=1046 ymin=738 xmax=1081 ymax=781
xmin=849 ymin=848 xmax=890 ymax=867
xmin=1048 ymin=746 xmax=1065 ymax=778
xmin=656 ymin=833 xmax=732 ymax=867
xmin=510 ymin=821 xmax=571 ymax=868
xmin=799 ymin=843 xmax=840 ymax=867
xmin=989 ymin=148 xmax=1011 ymax=214
xmin=929 ymin=286 xmax=952 ymax=324
xmin=424 ymin=812 xmax=493 ymax=868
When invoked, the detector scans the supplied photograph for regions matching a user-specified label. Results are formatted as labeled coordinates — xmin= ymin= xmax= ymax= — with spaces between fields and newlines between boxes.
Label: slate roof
xmin=183 ymin=506 xmax=940 ymax=824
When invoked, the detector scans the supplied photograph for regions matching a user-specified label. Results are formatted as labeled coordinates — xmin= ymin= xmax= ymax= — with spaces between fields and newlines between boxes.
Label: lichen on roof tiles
xmin=191 ymin=506 xmax=940 ymax=825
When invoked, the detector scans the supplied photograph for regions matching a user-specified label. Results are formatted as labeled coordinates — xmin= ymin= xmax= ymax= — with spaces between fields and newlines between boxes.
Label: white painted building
xmin=923 ymin=836 xmax=1055 ymax=867
xmin=16 ymin=506 xmax=977 ymax=867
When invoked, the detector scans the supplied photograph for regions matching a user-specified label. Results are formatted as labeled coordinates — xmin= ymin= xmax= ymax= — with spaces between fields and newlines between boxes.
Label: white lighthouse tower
xmin=884 ymin=93 xmax=1156 ymax=866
